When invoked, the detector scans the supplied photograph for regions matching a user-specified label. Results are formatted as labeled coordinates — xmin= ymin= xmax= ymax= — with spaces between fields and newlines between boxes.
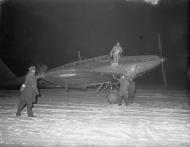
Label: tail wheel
xmin=106 ymin=90 xmax=120 ymax=104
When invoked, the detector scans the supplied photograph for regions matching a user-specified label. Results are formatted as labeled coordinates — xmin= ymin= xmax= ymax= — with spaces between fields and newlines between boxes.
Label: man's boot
xmin=28 ymin=110 xmax=37 ymax=117
xmin=27 ymin=104 xmax=37 ymax=117
xmin=28 ymin=114 xmax=37 ymax=117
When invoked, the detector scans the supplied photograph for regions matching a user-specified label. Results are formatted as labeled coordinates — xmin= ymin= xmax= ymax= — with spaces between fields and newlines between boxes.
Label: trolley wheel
xmin=106 ymin=91 xmax=120 ymax=104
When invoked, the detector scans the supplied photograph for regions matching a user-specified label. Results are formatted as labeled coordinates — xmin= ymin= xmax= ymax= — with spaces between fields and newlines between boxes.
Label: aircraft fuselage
xmin=41 ymin=55 xmax=163 ymax=89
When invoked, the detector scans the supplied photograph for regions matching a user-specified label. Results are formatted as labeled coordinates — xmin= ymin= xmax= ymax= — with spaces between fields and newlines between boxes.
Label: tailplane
xmin=0 ymin=58 xmax=16 ymax=83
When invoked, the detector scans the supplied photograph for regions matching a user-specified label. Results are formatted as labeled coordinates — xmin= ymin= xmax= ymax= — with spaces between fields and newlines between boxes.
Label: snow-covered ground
xmin=0 ymin=89 xmax=190 ymax=147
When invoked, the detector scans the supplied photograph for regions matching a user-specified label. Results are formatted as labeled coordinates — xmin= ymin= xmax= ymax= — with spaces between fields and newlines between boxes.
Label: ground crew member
xmin=128 ymin=79 xmax=135 ymax=104
xmin=110 ymin=42 xmax=123 ymax=65
xmin=113 ymin=74 xmax=130 ymax=106
xmin=16 ymin=66 xmax=43 ymax=117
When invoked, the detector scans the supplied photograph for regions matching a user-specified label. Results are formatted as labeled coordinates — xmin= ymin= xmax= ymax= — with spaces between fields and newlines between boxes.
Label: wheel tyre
xmin=106 ymin=91 xmax=120 ymax=104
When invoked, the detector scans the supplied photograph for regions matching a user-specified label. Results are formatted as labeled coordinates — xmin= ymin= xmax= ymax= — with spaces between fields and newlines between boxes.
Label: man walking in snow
xmin=16 ymin=66 xmax=43 ymax=117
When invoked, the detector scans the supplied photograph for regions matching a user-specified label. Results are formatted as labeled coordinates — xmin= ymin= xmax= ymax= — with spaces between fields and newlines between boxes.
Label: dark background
xmin=0 ymin=0 xmax=189 ymax=89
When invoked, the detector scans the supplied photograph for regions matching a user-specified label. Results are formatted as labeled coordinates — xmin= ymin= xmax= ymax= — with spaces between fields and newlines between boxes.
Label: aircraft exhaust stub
xmin=59 ymin=73 xmax=77 ymax=78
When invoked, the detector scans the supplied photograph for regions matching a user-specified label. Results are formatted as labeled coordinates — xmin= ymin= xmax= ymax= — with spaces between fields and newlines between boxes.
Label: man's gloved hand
xmin=36 ymin=73 xmax=46 ymax=79
xmin=36 ymin=91 xmax=40 ymax=96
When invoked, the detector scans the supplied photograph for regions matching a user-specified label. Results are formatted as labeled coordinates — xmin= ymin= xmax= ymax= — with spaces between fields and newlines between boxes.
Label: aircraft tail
xmin=0 ymin=58 xmax=16 ymax=83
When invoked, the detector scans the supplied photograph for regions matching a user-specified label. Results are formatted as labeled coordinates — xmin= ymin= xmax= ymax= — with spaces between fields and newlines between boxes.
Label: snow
xmin=0 ymin=89 xmax=190 ymax=147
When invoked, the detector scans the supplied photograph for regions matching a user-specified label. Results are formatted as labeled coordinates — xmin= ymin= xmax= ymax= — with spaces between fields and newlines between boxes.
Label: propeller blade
xmin=161 ymin=61 xmax=167 ymax=88
xmin=158 ymin=33 xmax=163 ymax=57
xmin=158 ymin=33 xmax=168 ymax=88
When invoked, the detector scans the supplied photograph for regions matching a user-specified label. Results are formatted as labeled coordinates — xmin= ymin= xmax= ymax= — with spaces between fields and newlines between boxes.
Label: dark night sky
xmin=0 ymin=0 xmax=189 ymax=88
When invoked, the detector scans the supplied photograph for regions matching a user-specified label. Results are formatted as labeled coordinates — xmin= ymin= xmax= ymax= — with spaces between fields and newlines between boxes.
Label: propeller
xmin=158 ymin=33 xmax=168 ymax=88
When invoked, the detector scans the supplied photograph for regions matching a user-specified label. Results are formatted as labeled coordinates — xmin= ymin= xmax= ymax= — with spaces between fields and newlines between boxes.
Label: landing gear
xmin=106 ymin=81 xmax=120 ymax=104
xmin=106 ymin=80 xmax=136 ymax=104
xmin=106 ymin=90 xmax=120 ymax=104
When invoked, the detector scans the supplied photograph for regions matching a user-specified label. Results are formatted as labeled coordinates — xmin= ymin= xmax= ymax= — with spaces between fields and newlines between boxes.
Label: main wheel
xmin=106 ymin=90 xmax=120 ymax=104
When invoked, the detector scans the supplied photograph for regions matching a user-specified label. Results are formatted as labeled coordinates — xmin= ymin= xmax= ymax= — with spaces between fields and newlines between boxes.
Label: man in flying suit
xmin=110 ymin=42 xmax=123 ymax=65
xmin=16 ymin=66 xmax=42 ymax=117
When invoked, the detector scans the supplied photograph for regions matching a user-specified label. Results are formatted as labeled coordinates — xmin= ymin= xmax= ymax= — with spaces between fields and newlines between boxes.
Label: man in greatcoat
xmin=16 ymin=66 xmax=42 ymax=117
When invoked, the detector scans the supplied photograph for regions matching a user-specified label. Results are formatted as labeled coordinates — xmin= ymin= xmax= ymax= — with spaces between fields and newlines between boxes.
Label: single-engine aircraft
xmin=0 ymin=34 xmax=167 ymax=104
xmin=40 ymin=34 xmax=167 ymax=104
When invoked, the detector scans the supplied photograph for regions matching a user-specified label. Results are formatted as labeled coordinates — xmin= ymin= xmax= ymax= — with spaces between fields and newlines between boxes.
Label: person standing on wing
xmin=110 ymin=42 xmax=123 ymax=65
xmin=16 ymin=66 xmax=44 ymax=117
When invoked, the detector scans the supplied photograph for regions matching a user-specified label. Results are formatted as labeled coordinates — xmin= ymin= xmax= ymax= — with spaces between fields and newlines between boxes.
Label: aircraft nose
xmin=160 ymin=58 xmax=167 ymax=63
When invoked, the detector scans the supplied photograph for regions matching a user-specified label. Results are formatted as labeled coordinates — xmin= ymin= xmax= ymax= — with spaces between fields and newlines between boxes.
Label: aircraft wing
xmin=40 ymin=54 xmax=162 ymax=90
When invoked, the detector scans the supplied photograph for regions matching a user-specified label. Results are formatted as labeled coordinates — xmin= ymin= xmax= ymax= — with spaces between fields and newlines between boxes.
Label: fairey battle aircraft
xmin=40 ymin=35 xmax=167 ymax=104
xmin=0 ymin=35 xmax=167 ymax=104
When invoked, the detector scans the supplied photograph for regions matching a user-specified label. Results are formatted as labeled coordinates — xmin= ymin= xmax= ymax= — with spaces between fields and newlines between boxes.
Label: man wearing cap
xmin=16 ymin=66 xmax=42 ymax=117
xmin=110 ymin=42 xmax=123 ymax=65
